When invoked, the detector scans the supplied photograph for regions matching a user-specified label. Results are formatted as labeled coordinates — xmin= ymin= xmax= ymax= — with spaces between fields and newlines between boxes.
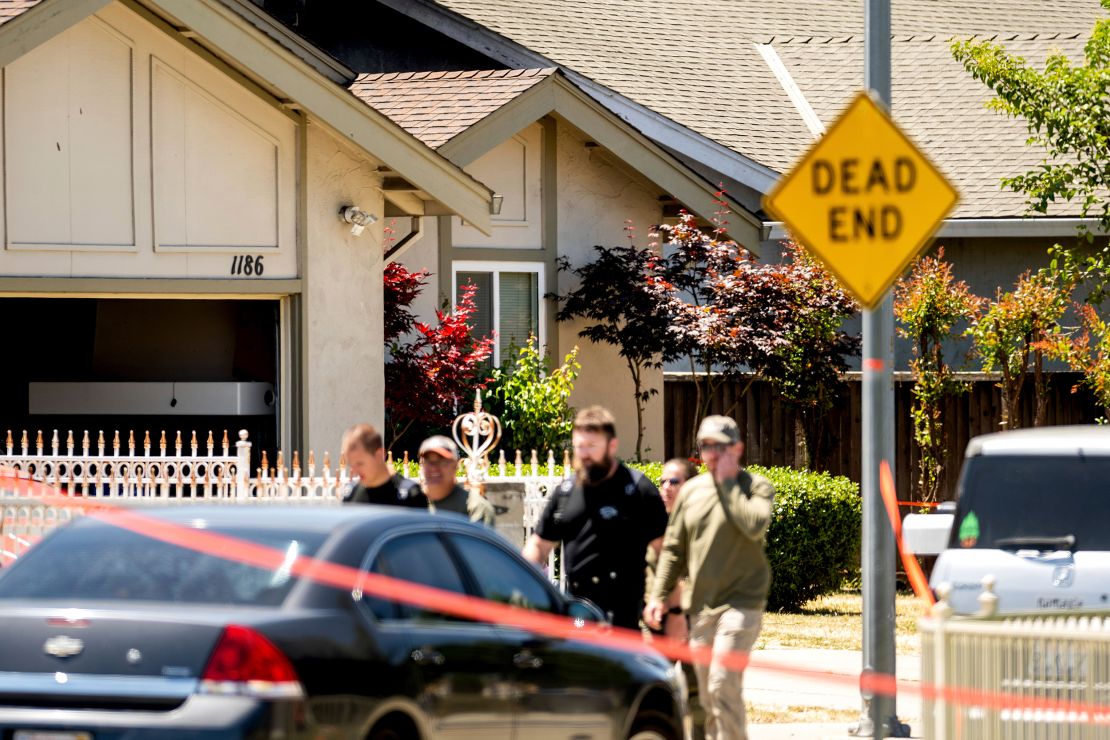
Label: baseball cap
xmin=418 ymin=435 xmax=459 ymax=460
xmin=697 ymin=415 xmax=740 ymax=445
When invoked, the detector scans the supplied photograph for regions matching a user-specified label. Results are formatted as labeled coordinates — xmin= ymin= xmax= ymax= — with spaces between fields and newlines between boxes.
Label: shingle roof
xmin=775 ymin=35 xmax=1086 ymax=217
xmin=349 ymin=68 xmax=555 ymax=148
xmin=429 ymin=0 xmax=1104 ymax=217
xmin=0 ymin=0 xmax=41 ymax=25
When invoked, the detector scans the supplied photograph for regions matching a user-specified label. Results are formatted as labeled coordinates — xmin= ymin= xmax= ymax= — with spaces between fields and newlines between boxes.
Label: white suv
xmin=914 ymin=425 xmax=1110 ymax=615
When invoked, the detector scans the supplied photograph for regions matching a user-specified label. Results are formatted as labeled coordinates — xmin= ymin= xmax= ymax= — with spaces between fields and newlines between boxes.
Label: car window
xmin=360 ymin=532 xmax=467 ymax=622
xmin=0 ymin=519 xmax=325 ymax=606
xmin=448 ymin=533 xmax=557 ymax=613
xmin=954 ymin=455 xmax=1110 ymax=550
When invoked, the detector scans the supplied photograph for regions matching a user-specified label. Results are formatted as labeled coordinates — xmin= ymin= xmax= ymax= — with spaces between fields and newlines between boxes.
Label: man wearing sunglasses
xmin=644 ymin=415 xmax=775 ymax=740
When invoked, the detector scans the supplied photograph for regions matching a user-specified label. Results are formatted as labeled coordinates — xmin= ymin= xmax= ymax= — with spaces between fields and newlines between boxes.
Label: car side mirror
xmin=565 ymin=596 xmax=607 ymax=624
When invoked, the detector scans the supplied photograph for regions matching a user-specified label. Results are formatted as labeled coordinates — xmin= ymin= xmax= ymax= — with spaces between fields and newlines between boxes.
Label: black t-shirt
xmin=535 ymin=463 xmax=668 ymax=622
xmin=344 ymin=473 xmax=428 ymax=508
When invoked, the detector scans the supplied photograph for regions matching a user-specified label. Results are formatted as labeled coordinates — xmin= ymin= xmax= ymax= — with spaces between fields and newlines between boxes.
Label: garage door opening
xmin=0 ymin=298 xmax=280 ymax=470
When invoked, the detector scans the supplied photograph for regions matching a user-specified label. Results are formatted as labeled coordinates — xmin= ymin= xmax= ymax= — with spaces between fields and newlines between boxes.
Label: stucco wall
xmin=556 ymin=121 xmax=666 ymax=461
xmin=303 ymin=122 xmax=385 ymax=454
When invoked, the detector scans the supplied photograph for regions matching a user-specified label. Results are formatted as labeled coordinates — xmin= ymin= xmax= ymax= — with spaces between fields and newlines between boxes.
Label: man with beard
xmin=341 ymin=423 xmax=427 ymax=508
xmin=523 ymin=406 xmax=668 ymax=629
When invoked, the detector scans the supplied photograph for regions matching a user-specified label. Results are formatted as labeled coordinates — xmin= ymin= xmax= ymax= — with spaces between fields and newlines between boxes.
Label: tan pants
xmin=689 ymin=607 xmax=763 ymax=740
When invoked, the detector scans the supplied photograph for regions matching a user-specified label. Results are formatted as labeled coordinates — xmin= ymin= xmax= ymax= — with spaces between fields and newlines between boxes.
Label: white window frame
xmin=452 ymin=260 xmax=545 ymax=367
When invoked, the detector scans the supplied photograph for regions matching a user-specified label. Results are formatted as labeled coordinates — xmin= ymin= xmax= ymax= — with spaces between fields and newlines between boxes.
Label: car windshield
xmin=952 ymin=455 xmax=1110 ymax=551
xmin=0 ymin=518 xmax=326 ymax=606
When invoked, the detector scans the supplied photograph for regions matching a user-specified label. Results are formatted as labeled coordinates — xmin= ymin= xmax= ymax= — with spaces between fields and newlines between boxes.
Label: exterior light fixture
xmin=339 ymin=205 xmax=378 ymax=236
xmin=490 ymin=194 xmax=504 ymax=216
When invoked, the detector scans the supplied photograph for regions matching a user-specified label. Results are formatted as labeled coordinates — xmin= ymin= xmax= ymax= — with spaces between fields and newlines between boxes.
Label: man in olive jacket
xmin=644 ymin=415 xmax=775 ymax=740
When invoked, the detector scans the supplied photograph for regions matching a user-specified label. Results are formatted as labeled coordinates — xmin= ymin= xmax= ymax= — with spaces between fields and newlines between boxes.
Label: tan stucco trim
xmin=0 ymin=0 xmax=112 ymax=68
xmin=0 ymin=0 xmax=494 ymax=233
xmin=0 ymin=277 xmax=301 ymax=297
xmin=438 ymin=73 xmax=763 ymax=248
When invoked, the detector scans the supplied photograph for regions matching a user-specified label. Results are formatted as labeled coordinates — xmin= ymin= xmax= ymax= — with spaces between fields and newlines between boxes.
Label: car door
xmin=361 ymin=530 xmax=515 ymax=740
xmin=445 ymin=530 xmax=620 ymax=740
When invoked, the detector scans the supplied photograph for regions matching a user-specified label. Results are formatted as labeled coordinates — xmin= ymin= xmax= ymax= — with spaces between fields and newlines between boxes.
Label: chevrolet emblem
xmin=44 ymin=635 xmax=84 ymax=659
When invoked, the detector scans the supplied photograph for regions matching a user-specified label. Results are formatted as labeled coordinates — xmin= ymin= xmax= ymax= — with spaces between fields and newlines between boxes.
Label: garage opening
xmin=0 ymin=298 xmax=279 ymax=470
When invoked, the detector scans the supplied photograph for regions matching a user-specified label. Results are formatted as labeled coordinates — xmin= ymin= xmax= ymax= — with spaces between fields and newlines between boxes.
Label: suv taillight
xmin=199 ymin=625 xmax=304 ymax=699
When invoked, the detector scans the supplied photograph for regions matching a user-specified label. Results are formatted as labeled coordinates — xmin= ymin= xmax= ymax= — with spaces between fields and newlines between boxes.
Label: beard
xmin=576 ymin=454 xmax=615 ymax=485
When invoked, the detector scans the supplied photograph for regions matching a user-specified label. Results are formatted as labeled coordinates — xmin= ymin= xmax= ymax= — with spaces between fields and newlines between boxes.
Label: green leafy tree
xmin=895 ymin=248 xmax=985 ymax=502
xmin=485 ymin=335 xmax=581 ymax=454
xmin=966 ymin=271 xmax=1070 ymax=429
xmin=553 ymin=234 xmax=670 ymax=461
xmin=952 ymin=4 xmax=1110 ymax=301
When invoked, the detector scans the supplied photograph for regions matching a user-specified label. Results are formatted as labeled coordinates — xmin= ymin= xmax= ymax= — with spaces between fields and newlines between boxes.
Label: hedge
xmin=394 ymin=457 xmax=861 ymax=611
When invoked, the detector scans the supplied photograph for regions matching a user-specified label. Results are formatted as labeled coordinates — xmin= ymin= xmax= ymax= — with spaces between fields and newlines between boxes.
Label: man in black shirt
xmin=523 ymin=406 xmax=668 ymax=630
xmin=340 ymin=423 xmax=427 ymax=507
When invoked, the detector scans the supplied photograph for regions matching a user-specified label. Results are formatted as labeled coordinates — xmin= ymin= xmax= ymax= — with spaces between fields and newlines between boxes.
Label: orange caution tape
xmin=879 ymin=460 xmax=935 ymax=607
xmin=9 ymin=474 xmax=1110 ymax=722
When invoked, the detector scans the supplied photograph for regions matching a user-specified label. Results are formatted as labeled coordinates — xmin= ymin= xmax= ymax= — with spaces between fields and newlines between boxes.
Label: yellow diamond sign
xmin=763 ymin=92 xmax=959 ymax=309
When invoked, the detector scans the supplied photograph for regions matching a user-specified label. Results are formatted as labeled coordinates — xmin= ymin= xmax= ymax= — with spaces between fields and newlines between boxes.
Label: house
xmin=270 ymin=0 xmax=1106 ymax=462
xmin=0 ymin=0 xmax=496 ymax=461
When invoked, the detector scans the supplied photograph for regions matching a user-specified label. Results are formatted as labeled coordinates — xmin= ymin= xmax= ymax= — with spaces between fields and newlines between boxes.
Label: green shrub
xmin=630 ymin=462 xmax=861 ymax=612
xmin=751 ymin=465 xmax=861 ymax=611
xmin=485 ymin=336 xmax=580 ymax=454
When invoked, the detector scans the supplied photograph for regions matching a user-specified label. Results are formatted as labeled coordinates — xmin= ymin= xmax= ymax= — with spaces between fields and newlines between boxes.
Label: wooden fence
xmin=663 ymin=372 xmax=1102 ymax=502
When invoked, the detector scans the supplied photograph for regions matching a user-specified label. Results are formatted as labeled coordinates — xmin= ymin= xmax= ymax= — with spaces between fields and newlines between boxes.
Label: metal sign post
xmin=762 ymin=1 xmax=959 ymax=735
xmin=859 ymin=3 xmax=903 ymax=736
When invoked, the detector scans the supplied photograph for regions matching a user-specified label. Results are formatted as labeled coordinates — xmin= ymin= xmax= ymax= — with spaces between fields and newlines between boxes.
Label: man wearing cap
xmin=644 ymin=415 xmax=775 ymax=740
xmin=418 ymin=435 xmax=497 ymax=527
xmin=523 ymin=406 xmax=669 ymax=630
xmin=341 ymin=423 xmax=427 ymax=508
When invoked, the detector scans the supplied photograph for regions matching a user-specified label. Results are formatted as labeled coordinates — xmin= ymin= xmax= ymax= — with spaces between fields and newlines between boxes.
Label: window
xmin=0 ymin=519 xmax=325 ymax=606
xmin=359 ymin=532 xmax=467 ymax=621
xmin=453 ymin=262 xmax=543 ymax=366
xmin=448 ymin=533 xmax=557 ymax=613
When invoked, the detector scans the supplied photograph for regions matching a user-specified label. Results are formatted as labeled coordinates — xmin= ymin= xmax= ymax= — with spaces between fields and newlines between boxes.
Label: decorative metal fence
xmin=0 ymin=397 xmax=567 ymax=571
xmin=920 ymin=580 xmax=1110 ymax=739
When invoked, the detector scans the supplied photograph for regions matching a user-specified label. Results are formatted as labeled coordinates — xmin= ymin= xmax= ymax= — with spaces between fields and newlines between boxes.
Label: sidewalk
xmin=745 ymin=649 xmax=923 ymax=739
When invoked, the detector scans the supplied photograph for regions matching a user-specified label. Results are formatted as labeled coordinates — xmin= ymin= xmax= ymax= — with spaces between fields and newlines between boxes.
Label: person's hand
xmin=643 ymin=598 xmax=665 ymax=630
xmin=663 ymin=610 xmax=688 ymax=643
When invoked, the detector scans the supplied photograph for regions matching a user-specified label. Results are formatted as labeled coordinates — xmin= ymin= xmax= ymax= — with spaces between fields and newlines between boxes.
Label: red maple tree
xmin=384 ymin=274 xmax=494 ymax=446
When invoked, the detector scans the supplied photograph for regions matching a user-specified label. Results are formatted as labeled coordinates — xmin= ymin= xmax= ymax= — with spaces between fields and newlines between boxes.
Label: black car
xmin=0 ymin=505 xmax=684 ymax=739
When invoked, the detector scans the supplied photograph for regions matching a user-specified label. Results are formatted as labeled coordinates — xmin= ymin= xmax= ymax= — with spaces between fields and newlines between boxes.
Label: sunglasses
xmin=697 ymin=441 xmax=729 ymax=454
xmin=661 ymin=477 xmax=685 ymax=486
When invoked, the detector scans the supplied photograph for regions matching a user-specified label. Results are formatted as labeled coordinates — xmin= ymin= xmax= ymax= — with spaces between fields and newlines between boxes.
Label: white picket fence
xmin=0 ymin=427 xmax=565 ymax=566
xmin=921 ymin=580 xmax=1110 ymax=739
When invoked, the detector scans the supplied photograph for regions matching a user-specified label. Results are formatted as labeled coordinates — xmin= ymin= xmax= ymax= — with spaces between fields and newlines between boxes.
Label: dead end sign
xmin=762 ymin=91 xmax=959 ymax=309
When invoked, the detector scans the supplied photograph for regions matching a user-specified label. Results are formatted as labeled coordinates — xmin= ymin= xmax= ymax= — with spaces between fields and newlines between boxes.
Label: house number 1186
xmin=230 ymin=255 xmax=265 ymax=276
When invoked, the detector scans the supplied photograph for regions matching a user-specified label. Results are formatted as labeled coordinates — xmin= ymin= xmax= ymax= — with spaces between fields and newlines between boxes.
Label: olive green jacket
xmin=431 ymin=485 xmax=497 ymax=528
xmin=651 ymin=470 xmax=775 ymax=613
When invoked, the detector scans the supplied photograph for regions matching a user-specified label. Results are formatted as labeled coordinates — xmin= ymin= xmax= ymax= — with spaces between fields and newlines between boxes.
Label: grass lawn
xmin=756 ymin=589 xmax=926 ymax=655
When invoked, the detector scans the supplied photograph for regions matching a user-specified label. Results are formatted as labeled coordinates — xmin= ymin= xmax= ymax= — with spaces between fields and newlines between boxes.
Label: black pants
xmin=572 ymin=587 xmax=641 ymax=630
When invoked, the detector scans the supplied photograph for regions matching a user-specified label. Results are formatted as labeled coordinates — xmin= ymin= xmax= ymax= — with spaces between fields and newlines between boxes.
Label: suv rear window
xmin=952 ymin=455 xmax=1110 ymax=550
xmin=0 ymin=518 xmax=325 ymax=605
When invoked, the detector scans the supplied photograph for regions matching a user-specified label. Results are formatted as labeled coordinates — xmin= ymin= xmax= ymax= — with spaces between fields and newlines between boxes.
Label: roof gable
xmin=350 ymin=67 xmax=555 ymax=149
xmin=353 ymin=66 xmax=764 ymax=246
xmin=0 ymin=0 xmax=494 ymax=230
